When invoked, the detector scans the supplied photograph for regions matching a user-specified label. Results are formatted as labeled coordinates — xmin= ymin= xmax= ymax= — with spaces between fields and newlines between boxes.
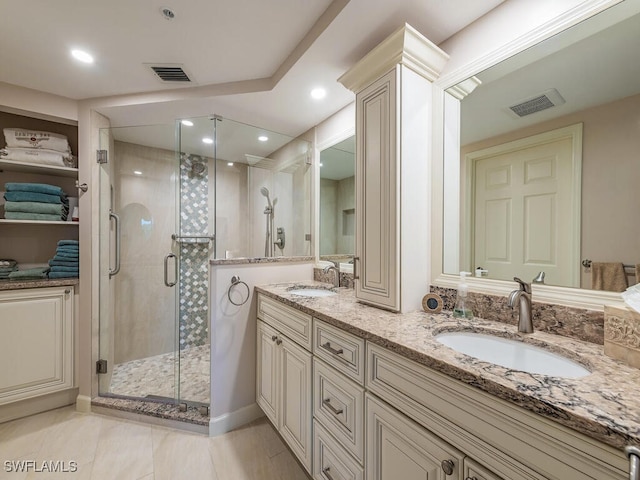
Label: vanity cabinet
xmin=0 ymin=286 xmax=74 ymax=405
xmin=366 ymin=393 xmax=464 ymax=480
xmin=256 ymin=295 xmax=313 ymax=473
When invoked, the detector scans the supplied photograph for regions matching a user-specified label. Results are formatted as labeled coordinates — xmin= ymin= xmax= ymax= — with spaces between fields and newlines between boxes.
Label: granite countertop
xmin=0 ymin=278 xmax=79 ymax=291
xmin=255 ymin=281 xmax=640 ymax=451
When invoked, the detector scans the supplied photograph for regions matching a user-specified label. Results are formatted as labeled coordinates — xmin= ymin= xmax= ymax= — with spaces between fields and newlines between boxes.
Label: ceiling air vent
xmin=148 ymin=64 xmax=191 ymax=83
xmin=508 ymin=89 xmax=565 ymax=117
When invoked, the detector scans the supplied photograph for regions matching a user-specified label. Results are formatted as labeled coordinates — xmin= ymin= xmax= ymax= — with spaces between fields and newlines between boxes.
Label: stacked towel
xmin=1 ymin=128 xmax=75 ymax=168
xmin=8 ymin=266 xmax=50 ymax=280
xmin=3 ymin=182 xmax=68 ymax=221
xmin=48 ymin=240 xmax=79 ymax=279
xmin=0 ymin=259 xmax=18 ymax=279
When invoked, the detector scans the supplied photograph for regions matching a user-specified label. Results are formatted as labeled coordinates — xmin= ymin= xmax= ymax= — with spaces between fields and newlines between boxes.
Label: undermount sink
xmin=287 ymin=288 xmax=337 ymax=297
xmin=435 ymin=332 xmax=591 ymax=378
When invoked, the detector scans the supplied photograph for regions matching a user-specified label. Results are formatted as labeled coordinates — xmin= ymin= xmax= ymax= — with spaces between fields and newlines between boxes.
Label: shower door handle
xmin=109 ymin=210 xmax=121 ymax=278
xmin=164 ymin=253 xmax=177 ymax=287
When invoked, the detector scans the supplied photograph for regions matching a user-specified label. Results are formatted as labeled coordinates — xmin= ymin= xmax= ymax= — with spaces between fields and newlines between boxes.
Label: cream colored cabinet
xmin=0 ymin=286 xmax=74 ymax=405
xmin=355 ymin=69 xmax=398 ymax=311
xmin=341 ymin=25 xmax=448 ymax=313
xmin=256 ymin=295 xmax=313 ymax=473
xmin=463 ymin=458 xmax=503 ymax=480
xmin=366 ymin=394 xmax=464 ymax=480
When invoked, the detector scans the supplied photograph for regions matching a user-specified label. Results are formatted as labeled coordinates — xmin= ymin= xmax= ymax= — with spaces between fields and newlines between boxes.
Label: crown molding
xmin=339 ymin=23 xmax=449 ymax=93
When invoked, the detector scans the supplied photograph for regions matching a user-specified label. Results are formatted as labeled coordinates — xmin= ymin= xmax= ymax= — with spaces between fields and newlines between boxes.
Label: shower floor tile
xmin=108 ymin=344 xmax=210 ymax=404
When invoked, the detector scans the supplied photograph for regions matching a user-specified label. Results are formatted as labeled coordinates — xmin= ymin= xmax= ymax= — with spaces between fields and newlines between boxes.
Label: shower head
xmin=260 ymin=187 xmax=272 ymax=207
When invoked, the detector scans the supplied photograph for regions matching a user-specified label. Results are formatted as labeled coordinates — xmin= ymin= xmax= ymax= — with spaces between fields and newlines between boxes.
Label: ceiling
xmin=0 ymin=0 xmax=506 ymax=139
xmin=459 ymin=2 xmax=640 ymax=145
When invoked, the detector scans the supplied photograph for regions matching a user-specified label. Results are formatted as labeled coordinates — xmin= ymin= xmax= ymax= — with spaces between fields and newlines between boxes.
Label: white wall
xmin=209 ymin=261 xmax=314 ymax=432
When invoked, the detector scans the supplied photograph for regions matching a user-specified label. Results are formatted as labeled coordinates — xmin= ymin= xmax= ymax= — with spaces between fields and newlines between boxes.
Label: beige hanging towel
xmin=591 ymin=262 xmax=628 ymax=292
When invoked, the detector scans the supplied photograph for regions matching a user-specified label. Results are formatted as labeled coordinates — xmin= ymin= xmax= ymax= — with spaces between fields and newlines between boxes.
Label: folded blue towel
xmin=5 ymin=211 xmax=63 ymax=221
xmin=52 ymin=255 xmax=79 ymax=263
xmin=49 ymin=259 xmax=79 ymax=267
xmin=4 ymin=201 xmax=68 ymax=216
xmin=50 ymin=266 xmax=79 ymax=273
xmin=56 ymin=245 xmax=79 ymax=251
xmin=57 ymin=240 xmax=79 ymax=246
xmin=48 ymin=271 xmax=78 ymax=279
xmin=53 ymin=252 xmax=79 ymax=259
xmin=4 ymin=191 xmax=68 ymax=205
xmin=5 ymin=183 xmax=65 ymax=197
xmin=8 ymin=267 xmax=50 ymax=279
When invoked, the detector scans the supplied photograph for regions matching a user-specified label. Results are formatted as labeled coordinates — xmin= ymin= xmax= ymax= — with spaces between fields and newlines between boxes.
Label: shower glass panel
xmin=214 ymin=118 xmax=312 ymax=259
xmin=98 ymin=120 xmax=213 ymax=407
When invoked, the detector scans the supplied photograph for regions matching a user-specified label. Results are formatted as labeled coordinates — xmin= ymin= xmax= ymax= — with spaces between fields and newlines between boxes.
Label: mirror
xmin=443 ymin=3 xmax=640 ymax=292
xmin=319 ymin=135 xmax=356 ymax=262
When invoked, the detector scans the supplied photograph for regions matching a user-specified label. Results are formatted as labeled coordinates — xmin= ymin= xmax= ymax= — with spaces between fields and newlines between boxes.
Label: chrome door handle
xmin=353 ymin=256 xmax=359 ymax=280
xmin=109 ymin=210 xmax=121 ymax=278
xmin=164 ymin=253 xmax=177 ymax=287
xmin=322 ymin=467 xmax=336 ymax=480
xmin=626 ymin=446 xmax=640 ymax=480
xmin=321 ymin=342 xmax=344 ymax=356
xmin=322 ymin=398 xmax=344 ymax=415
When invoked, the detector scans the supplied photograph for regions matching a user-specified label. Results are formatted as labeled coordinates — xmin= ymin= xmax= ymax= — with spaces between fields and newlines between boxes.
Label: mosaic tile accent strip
xmin=178 ymin=154 xmax=211 ymax=349
xmin=430 ymin=286 xmax=604 ymax=344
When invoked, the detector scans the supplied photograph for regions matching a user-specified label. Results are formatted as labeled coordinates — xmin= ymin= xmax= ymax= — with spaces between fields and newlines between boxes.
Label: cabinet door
xmin=366 ymin=394 xmax=463 ymax=480
xmin=0 ymin=287 xmax=74 ymax=404
xmin=280 ymin=335 xmax=313 ymax=473
xmin=355 ymin=68 xmax=399 ymax=311
xmin=256 ymin=320 xmax=279 ymax=425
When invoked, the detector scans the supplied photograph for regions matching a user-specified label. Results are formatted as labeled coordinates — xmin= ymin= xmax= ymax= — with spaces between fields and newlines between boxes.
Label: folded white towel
xmin=1 ymin=147 xmax=71 ymax=167
xmin=3 ymin=128 xmax=71 ymax=153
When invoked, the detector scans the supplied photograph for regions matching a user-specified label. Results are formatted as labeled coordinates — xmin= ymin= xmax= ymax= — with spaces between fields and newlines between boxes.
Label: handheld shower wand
xmin=261 ymin=187 xmax=274 ymax=256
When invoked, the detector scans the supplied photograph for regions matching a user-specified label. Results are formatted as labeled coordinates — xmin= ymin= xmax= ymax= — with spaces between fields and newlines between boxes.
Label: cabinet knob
xmin=64 ymin=289 xmax=70 ymax=294
xmin=441 ymin=459 xmax=455 ymax=476
xmin=465 ymin=477 xmax=478 ymax=480
xmin=276 ymin=338 xmax=282 ymax=345
xmin=271 ymin=335 xmax=278 ymax=342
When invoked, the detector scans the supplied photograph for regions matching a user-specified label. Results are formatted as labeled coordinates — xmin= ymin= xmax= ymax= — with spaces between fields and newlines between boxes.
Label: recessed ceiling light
xmin=227 ymin=162 xmax=234 ymax=166
xmin=310 ymin=88 xmax=326 ymax=100
xmin=71 ymin=49 xmax=94 ymax=64
xmin=202 ymin=137 xmax=213 ymax=144
xmin=258 ymin=135 xmax=268 ymax=142
xmin=134 ymin=170 xmax=142 ymax=175
xmin=160 ymin=7 xmax=175 ymax=20
xmin=181 ymin=120 xmax=193 ymax=126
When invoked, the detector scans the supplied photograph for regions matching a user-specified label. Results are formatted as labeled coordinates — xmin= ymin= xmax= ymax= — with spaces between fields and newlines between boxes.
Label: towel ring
xmin=228 ymin=275 xmax=250 ymax=306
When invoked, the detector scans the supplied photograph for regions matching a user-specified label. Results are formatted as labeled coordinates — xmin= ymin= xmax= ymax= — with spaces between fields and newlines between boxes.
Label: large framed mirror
xmin=434 ymin=0 xmax=640 ymax=309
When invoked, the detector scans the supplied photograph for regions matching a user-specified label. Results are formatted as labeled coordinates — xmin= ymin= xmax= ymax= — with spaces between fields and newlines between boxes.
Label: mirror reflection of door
xmin=319 ymin=136 xmax=356 ymax=258
xmin=469 ymin=125 xmax=582 ymax=287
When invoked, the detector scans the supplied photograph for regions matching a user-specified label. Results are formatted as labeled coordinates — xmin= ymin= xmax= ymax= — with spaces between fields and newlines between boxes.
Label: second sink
xmin=435 ymin=332 xmax=590 ymax=378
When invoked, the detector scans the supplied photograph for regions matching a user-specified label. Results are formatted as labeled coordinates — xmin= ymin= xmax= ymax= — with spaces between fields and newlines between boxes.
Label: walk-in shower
xmin=96 ymin=115 xmax=312 ymax=421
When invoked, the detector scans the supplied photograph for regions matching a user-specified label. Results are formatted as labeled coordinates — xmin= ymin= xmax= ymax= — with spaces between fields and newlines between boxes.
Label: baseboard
xmin=75 ymin=394 xmax=92 ymax=413
xmin=0 ymin=388 xmax=78 ymax=424
xmin=209 ymin=403 xmax=264 ymax=437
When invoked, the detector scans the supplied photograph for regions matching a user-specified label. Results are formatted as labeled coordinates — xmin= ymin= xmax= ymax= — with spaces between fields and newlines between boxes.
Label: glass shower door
xmin=98 ymin=123 xmax=181 ymax=402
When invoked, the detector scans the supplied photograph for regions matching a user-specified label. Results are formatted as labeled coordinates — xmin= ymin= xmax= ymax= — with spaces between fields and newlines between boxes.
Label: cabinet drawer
xmin=313 ymin=358 xmax=364 ymax=463
xmin=258 ymin=294 xmax=312 ymax=350
xmin=313 ymin=319 xmax=365 ymax=384
xmin=464 ymin=457 xmax=504 ymax=480
xmin=313 ymin=420 xmax=364 ymax=480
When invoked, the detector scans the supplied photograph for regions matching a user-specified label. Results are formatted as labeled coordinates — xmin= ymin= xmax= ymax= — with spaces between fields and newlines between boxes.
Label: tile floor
xmin=0 ymin=407 xmax=310 ymax=480
xmin=108 ymin=345 xmax=210 ymax=404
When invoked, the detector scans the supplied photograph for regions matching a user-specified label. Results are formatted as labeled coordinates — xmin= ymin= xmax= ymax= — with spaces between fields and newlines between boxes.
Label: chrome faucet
xmin=508 ymin=277 xmax=534 ymax=333
xmin=323 ymin=264 xmax=340 ymax=287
